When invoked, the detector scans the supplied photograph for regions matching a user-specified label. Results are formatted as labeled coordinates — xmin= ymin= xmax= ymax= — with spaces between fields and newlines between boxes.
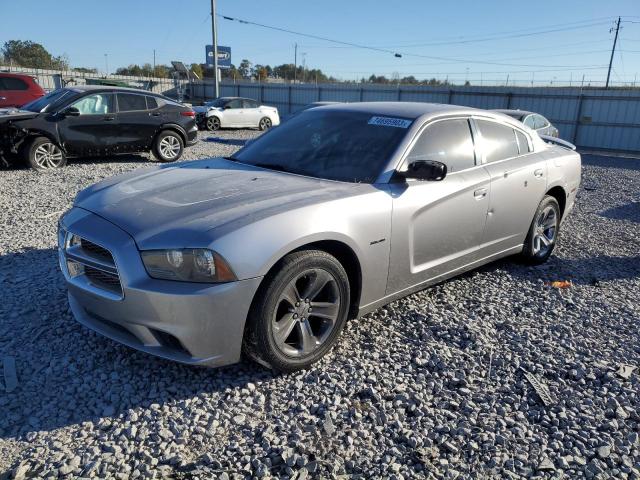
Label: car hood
xmin=74 ymin=157 xmax=364 ymax=248
xmin=0 ymin=108 xmax=40 ymax=123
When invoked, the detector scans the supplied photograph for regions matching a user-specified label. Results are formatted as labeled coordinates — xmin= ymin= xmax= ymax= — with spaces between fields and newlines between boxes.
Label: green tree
xmin=190 ymin=63 xmax=203 ymax=79
xmin=238 ymin=59 xmax=252 ymax=79
xmin=1 ymin=40 xmax=68 ymax=69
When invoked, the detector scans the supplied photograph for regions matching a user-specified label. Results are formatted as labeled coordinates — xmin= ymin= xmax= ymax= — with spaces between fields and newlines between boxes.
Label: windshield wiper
xmin=223 ymin=156 xmax=238 ymax=162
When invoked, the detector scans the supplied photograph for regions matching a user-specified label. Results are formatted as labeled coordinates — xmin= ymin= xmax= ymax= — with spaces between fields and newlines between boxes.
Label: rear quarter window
xmin=146 ymin=96 xmax=158 ymax=109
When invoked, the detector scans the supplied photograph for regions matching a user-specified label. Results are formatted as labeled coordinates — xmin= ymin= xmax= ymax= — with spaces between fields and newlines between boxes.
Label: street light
xmin=104 ymin=54 xmax=109 ymax=76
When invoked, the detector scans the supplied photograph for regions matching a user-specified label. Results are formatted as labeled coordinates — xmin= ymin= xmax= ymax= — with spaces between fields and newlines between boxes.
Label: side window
xmin=407 ymin=119 xmax=475 ymax=173
xmin=476 ymin=120 xmax=519 ymax=163
xmin=533 ymin=115 xmax=548 ymax=129
xmin=1 ymin=77 xmax=29 ymax=90
xmin=242 ymin=99 xmax=258 ymax=108
xmin=146 ymin=96 xmax=158 ymax=110
xmin=117 ymin=93 xmax=147 ymax=112
xmin=226 ymin=99 xmax=242 ymax=109
xmin=523 ymin=115 xmax=536 ymax=129
xmin=71 ymin=94 xmax=114 ymax=115
xmin=515 ymin=130 xmax=531 ymax=154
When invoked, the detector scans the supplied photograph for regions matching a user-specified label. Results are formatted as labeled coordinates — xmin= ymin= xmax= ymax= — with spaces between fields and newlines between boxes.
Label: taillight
xmin=181 ymin=111 xmax=196 ymax=117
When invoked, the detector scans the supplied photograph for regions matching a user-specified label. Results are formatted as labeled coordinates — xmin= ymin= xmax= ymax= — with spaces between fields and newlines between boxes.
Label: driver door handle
xmin=104 ymin=115 xmax=115 ymax=121
xmin=149 ymin=112 xmax=160 ymax=117
xmin=474 ymin=188 xmax=488 ymax=199
xmin=0 ymin=96 xmax=6 ymax=100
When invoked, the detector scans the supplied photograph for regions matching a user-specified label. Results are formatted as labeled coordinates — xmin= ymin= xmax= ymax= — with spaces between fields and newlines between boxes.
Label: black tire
xmin=152 ymin=130 xmax=184 ymax=162
xmin=521 ymin=195 xmax=561 ymax=265
xmin=26 ymin=137 xmax=67 ymax=171
xmin=206 ymin=116 xmax=221 ymax=131
xmin=258 ymin=117 xmax=272 ymax=131
xmin=243 ymin=250 xmax=350 ymax=372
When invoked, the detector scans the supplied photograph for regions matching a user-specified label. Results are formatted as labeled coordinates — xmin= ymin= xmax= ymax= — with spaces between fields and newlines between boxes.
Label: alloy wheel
xmin=532 ymin=205 xmax=557 ymax=257
xmin=33 ymin=143 xmax=64 ymax=169
xmin=159 ymin=135 xmax=181 ymax=159
xmin=272 ymin=268 xmax=341 ymax=357
xmin=259 ymin=118 xmax=271 ymax=130
xmin=207 ymin=117 xmax=220 ymax=130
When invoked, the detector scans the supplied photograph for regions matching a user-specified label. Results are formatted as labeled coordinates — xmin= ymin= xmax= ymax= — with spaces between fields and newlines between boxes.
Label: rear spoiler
xmin=540 ymin=135 xmax=576 ymax=151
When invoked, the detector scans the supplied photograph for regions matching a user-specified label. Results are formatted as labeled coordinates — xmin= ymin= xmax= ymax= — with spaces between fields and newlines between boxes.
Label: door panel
xmin=387 ymin=168 xmax=491 ymax=294
xmin=242 ymin=100 xmax=262 ymax=126
xmin=114 ymin=93 xmax=158 ymax=151
xmin=222 ymin=99 xmax=244 ymax=126
xmin=58 ymin=93 xmax=117 ymax=156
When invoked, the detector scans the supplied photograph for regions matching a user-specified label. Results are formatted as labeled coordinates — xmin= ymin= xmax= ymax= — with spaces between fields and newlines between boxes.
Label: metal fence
xmin=192 ymin=81 xmax=640 ymax=154
xmin=1 ymin=65 xmax=178 ymax=95
xmin=3 ymin=64 xmax=639 ymax=154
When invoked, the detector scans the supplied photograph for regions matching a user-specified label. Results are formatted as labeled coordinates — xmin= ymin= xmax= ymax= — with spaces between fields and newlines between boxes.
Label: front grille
xmin=84 ymin=265 xmax=122 ymax=295
xmin=80 ymin=238 xmax=113 ymax=263
xmin=62 ymin=234 xmax=123 ymax=298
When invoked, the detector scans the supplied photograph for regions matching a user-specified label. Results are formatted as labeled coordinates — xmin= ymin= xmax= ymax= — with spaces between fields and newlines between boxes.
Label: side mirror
xmin=61 ymin=107 xmax=80 ymax=117
xmin=223 ymin=105 xmax=231 ymax=110
xmin=403 ymin=160 xmax=447 ymax=181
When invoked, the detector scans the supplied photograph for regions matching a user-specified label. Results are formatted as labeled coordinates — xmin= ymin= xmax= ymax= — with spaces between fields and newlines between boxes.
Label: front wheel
xmin=244 ymin=250 xmax=350 ymax=372
xmin=206 ymin=116 xmax=221 ymax=131
xmin=27 ymin=137 xmax=67 ymax=171
xmin=152 ymin=131 xmax=184 ymax=162
xmin=258 ymin=117 xmax=272 ymax=131
xmin=521 ymin=195 xmax=561 ymax=264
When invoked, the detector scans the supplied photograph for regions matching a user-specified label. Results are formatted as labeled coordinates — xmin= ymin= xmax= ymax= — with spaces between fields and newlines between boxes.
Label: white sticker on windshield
xmin=368 ymin=116 xmax=412 ymax=128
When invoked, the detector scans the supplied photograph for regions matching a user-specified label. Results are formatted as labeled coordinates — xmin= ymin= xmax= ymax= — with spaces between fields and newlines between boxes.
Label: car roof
xmin=0 ymin=72 xmax=35 ymax=79
xmin=315 ymin=101 xmax=486 ymax=120
xmin=68 ymin=85 xmax=164 ymax=97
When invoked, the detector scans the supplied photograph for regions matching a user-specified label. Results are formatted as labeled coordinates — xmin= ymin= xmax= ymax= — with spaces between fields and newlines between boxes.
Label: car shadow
xmin=479 ymin=253 xmax=640 ymax=286
xmin=581 ymin=153 xmax=640 ymax=172
xmin=599 ymin=201 xmax=640 ymax=223
xmin=204 ymin=136 xmax=248 ymax=147
xmin=0 ymin=247 xmax=274 ymax=440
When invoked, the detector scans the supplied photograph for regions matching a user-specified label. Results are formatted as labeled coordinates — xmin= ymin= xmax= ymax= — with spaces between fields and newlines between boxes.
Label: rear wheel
xmin=152 ymin=131 xmax=184 ymax=162
xmin=258 ymin=117 xmax=272 ymax=131
xmin=521 ymin=195 xmax=561 ymax=264
xmin=244 ymin=250 xmax=350 ymax=372
xmin=27 ymin=137 xmax=67 ymax=171
xmin=206 ymin=116 xmax=221 ymax=131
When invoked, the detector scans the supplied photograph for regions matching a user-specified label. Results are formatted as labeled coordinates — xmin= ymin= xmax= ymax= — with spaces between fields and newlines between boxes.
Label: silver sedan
xmin=58 ymin=103 xmax=581 ymax=371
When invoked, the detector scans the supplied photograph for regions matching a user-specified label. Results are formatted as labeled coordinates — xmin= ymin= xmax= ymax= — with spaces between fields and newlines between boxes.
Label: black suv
xmin=0 ymin=86 xmax=197 ymax=171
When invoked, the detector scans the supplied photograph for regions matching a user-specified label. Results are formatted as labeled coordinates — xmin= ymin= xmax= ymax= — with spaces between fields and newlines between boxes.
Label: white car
xmin=193 ymin=97 xmax=280 ymax=131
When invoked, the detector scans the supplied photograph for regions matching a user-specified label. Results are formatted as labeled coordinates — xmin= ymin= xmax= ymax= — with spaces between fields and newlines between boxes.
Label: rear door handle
xmin=474 ymin=188 xmax=488 ymax=199
xmin=104 ymin=116 xmax=115 ymax=121
xmin=534 ymin=169 xmax=544 ymax=178
xmin=149 ymin=112 xmax=160 ymax=117
xmin=0 ymin=96 xmax=6 ymax=100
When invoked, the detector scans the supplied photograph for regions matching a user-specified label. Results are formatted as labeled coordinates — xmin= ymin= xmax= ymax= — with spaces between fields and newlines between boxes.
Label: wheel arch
xmin=545 ymin=185 xmax=567 ymax=217
xmin=156 ymin=123 xmax=187 ymax=145
xmin=251 ymin=239 xmax=363 ymax=320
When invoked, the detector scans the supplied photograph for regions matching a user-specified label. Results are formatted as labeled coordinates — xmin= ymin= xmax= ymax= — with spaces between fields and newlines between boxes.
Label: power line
xmin=220 ymin=14 xmax=608 ymax=69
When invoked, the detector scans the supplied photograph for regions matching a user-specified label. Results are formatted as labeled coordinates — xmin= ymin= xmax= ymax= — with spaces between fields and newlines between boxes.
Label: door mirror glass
xmin=61 ymin=106 xmax=80 ymax=117
xmin=404 ymin=160 xmax=447 ymax=181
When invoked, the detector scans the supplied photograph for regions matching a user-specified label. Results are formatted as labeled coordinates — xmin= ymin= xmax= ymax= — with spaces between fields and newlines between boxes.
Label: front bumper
xmin=59 ymin=207 xmax=262 ymax=367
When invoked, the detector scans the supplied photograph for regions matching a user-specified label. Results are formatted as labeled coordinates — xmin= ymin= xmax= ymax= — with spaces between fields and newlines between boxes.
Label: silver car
xmin=58 ymin=103 xmax=581 ymax=371
xmin=493 ymin=109 xmax=559 ymax=138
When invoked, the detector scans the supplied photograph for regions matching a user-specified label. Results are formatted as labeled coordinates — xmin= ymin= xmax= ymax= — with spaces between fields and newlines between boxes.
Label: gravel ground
xmin=0 ymin=131 xmax=639 ymax=479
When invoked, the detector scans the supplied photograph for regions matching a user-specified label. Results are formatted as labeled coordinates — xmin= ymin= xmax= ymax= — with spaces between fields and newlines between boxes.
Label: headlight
xmin=140 ymin=249 xmax=236 ymax=283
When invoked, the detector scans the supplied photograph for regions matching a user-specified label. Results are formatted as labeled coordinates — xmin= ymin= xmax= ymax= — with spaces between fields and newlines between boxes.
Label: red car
xmin=0 ymin=73 xmax=46 ymax=108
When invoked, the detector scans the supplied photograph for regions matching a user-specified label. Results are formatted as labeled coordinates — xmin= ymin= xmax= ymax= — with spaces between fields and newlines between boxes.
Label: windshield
xmin=22 ymin=89 xmax=76 ymax=113
xmin=233 ymin=110 xmax=412 ymax=183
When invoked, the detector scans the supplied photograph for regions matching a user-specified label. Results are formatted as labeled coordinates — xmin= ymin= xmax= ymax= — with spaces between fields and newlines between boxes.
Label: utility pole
xmin=605 ymin=17 xmax=621 ymax=89
xmin=211 ymin=0 xmax=219 ymax=98
xmin=104 ymin=54 xmax=109 ymax=77
xmin=153 ymin=49 xmax=156 ymax=76
xmin=293 ymin=43 xmax=297 ymax=83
